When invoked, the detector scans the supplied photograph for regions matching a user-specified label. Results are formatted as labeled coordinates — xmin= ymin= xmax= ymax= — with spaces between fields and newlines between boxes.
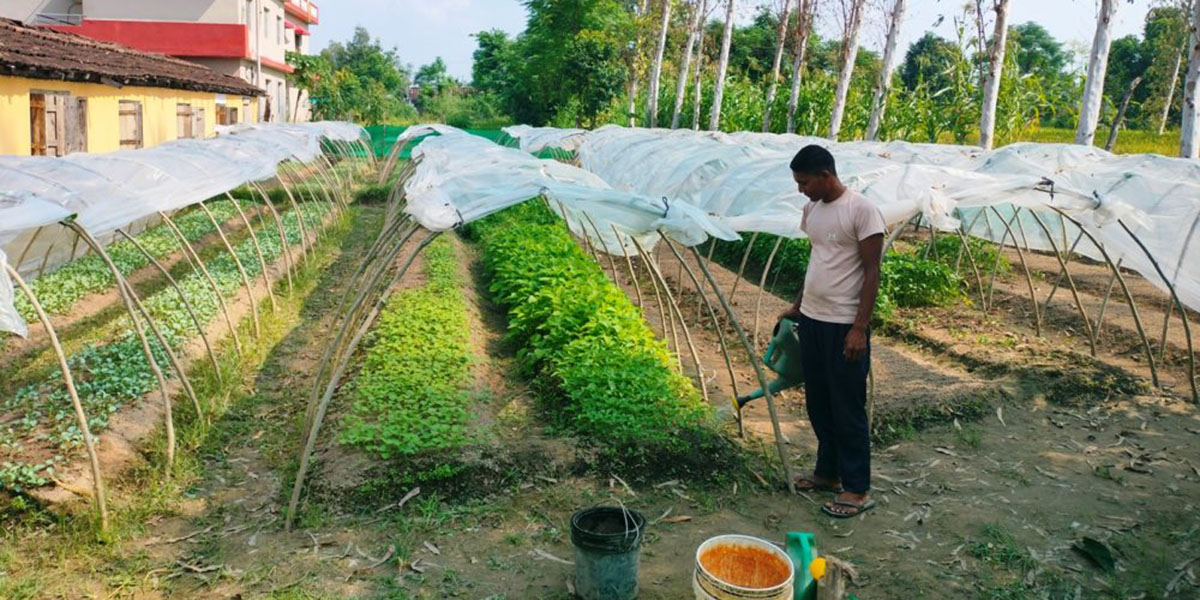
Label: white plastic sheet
xmin=400 ymin=125 xmax=737 ymax=249
xmin=504 ymin=125 xmax=1200 ymax=313
xmin=0 ymin=121 xmax=366 ymax=337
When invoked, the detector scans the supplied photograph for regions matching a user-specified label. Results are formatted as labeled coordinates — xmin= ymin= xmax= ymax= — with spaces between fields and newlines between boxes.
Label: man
xmin=780 ymin=145 xmax=885 ymax=519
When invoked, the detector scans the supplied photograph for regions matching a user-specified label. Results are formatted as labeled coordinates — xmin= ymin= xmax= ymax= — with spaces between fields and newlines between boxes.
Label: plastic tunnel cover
xmin=0 ymin=121 xmax=366 ymax=337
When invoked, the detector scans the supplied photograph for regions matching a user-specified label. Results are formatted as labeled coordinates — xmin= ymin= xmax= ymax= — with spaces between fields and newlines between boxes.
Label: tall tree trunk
xmin=1182 ymin=0 xmax=1200 ymax=157
xmin=1076 ymin=0 xmax=1119 ymax=146
xmin=1159 ymin=50 xmax=1185 ymax=135
xmin=647 ymin=0 xmax=674 ymax=128
xmin=1106 ymin=76 xmax=1143 ymax=151
xmin=709 ymin=0 xmax=737 ymax=131
xmin=672 ymin=0 xmax=705 ymax=129
xmin=762 ymin=0 xmax=794 ymax=132
xmin=692 ymin=0 xmax=710 ymax=130
xmin=786 ymin=0 xmax=816 ymax=134
xmin=978 ymin=0 xmax=1011 ymax=150
xmin=828 ymin=0 xmax=865 ymax=141
xmin=865 ymin=0 xmax=906 ymax=141
xmin=628 ymin=0 xmax=651 ymax=127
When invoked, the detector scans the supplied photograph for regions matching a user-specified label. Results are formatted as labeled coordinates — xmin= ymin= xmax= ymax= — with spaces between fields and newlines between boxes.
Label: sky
xmin=309 ymin=0 xmax=1159 ymax=81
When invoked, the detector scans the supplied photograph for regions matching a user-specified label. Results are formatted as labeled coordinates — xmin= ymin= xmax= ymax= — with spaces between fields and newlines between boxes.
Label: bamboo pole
xmin=582 ymin=212 xmax=620 ymax=278
xmin=116 ymin=228 xmax=221 ymax=383
xmin=631 ymin=235 xmax=709 ymax=404
xmin=992 ymin=207 xmax=1042 ymax=336
xmin=15 ymin=225 xmax=44 ymax=270
xmin=226 ymin=193 xmax=276 ymax=311
xmin=612 ymin=225 xmax=645 ymax=311
xmin=690 ymin=245 xmax=796 ymax=493
xmin=251 ymin=183 xmax=295 ymax=293
xmin=158 ymin=211 xmax=244 ymax=358
xmin=1093 ymin=259 xmax=1122 ymax=337
xmin=302 ymin=218 xmax=416 ymax=431
xmin=1044 ymin=230 xmax=1085 ymax=306
xmin=1116 ymin=220 xmax=1195 ymax=403
xmin=1027 ymin=211 xmax=1097 ymax=357
xmin=661 ymin=234 xmax=744 ymax=434
xmin=753 ymin=237 xmax=784 ymax=350
xmin=274 ymin=176 xmax=313 ymax=264
xmin=65 ymin=221 xmax=176 ymax=473
xmin=634 ymin=239 xmax=682 ymax=371
xmin=730 ymin=232 xmax=759 ymax=300
xmin=5 ymin=263 xmax=108 ymax=532
xmin=199 ymin=202 xmax=261 ymax=339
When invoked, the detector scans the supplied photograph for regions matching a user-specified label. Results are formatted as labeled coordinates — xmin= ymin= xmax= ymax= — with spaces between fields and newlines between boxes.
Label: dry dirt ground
xmin=2 ymin=208 xmax=1198 ymax=600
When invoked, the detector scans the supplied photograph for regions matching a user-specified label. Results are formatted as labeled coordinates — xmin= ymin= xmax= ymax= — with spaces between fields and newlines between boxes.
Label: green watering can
xmin=737 ymin=317 xmax=805 ymax=409
xmin=787 ymin=532 xmax=863 ymax=600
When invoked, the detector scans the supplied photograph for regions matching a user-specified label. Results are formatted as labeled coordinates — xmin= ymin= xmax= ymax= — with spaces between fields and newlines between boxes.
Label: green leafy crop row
xmin=339 ymin=237 xmax=473 ymax=459
xmin=16 ymin=200 xmax=242 ymax=318
xmin=466 ymin=202 xmax=717 ymax=462
xmin=0 ymin=201 xmax=332 ymax=492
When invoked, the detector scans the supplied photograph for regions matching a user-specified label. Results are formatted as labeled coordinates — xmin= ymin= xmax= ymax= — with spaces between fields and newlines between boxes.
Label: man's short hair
xmin=790 ymin=144 xmax=837 ymax=176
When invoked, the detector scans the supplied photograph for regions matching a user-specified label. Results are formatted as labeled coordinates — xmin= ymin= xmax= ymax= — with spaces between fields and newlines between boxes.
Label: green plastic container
xmin=737 ymin=317 xmax=805 ymax=408
xmin=571 ymin=506 xmax=646 ymax=600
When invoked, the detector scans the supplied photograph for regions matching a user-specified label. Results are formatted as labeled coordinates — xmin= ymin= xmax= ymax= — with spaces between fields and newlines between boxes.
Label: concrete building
xmin=0 ymin=18 xmax=261 ymax=155
xmin=3 ymin=0 xmax=318 ymax=123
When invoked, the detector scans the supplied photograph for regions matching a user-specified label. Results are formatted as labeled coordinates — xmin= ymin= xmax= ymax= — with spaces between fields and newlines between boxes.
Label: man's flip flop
xmin=822 ymin=498 xmax=876 ymax=518
xmin=795 ymin=476 xmax=844 ymax=494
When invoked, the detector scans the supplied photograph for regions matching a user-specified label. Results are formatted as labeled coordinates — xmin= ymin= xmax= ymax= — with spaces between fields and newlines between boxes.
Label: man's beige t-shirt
xmin=798 ymin=189 xmax=887 ymax=325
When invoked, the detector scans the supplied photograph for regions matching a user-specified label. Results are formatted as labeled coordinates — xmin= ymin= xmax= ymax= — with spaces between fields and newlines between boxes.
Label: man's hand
xmin=844 ymin=325 xmax=868 ymax=362
xmin=779 ymin=306 xmax=802 ymax=322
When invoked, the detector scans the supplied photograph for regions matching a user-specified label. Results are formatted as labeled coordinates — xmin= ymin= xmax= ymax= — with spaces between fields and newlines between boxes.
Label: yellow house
xmin=0 ymin=18 xmax=262 ymax=156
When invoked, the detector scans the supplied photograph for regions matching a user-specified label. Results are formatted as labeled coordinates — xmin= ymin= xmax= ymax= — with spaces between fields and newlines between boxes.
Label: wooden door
xmin=119 ymin=100 xmax=143 ymax=149
xmin=66 ymin=97 xmax=87 ymax=154
xmin=43 ymin=93 xmax=67 ymax=156
xmin=176 ymin=103 xmax=194 ymax=139
xmin=193 ymin=107 xmax=206 ymax=138
xmin=29 ymin=93 xmax=46 ymax=155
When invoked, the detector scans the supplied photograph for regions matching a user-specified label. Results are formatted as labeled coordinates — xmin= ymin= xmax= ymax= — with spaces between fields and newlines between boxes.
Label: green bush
xmin=923 ymin=235 xmax=1010 ymax=275
xmin=340 ymin=237 xmax=472 ymax=459
xmin=467 ymin=202 xmax=717 ymax=460
xmin=881 ymin=254 xmax=963 ymax=307
xmin=710 ymin=231 xmax=963 ymax=319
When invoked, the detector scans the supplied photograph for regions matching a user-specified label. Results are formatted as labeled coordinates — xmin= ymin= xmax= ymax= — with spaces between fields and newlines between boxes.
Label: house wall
xmin=0 ymin=75 xmax=259 ymax=155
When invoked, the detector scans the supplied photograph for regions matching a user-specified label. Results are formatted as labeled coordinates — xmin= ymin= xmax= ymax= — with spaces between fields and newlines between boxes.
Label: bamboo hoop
xmin=991 ymin=207 xmax=1042 ymax=336
xmin=116 ymin=228 xmax=220 ymax=384
xmin=287 ymin=230 xmax=440 ymax=530
xmin=690 ymin=245 xmax=796 ymax=494
xmin=753 ymin=237 xmax=784 ymax=349
xmin=158 ymin=211 xmax=244 ymax=357
xmin=226 ymin=193 xmax=277 ymax=311
xmin=630 ymin=235 xmax=709 ymax=404
xmin=1027 ymin=211 xmax=1097 ymax=357
xmin=612 ymin=225 xmax=645 ymax=311
xmin=5 ymin=263 xmax=108 ymax=532
xmin=199 ymin=202 xmax=261 ymax=339
xmin=65 ymin=222 xmax=176 ymax=473
xmin=1116 ymin=219 xmax=1196 ymax=403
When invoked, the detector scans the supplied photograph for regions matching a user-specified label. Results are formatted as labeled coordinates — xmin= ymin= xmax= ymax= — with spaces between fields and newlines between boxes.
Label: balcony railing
xmin=31 ymin=12 xmax=84 ymax=26
xmin=284 ymin=0 xmax=319 ymax=24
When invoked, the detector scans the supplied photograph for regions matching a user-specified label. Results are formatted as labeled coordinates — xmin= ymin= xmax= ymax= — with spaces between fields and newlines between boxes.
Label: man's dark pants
xmin=798 ymin=314 xmax=871 ymax=493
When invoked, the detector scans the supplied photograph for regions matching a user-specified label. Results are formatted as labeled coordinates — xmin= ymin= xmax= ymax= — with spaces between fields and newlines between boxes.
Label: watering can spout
xmin=736 ymin=317 xmax=805 ymax=408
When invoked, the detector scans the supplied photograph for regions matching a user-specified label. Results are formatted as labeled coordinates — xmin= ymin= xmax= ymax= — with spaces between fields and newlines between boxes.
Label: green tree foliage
xmin=288 ymin=26 xmax=415 ymax=124
xmin=900 ymin=33 xmax=961 ymax=92
xmin=1009 ymin=22 xmax=1071 ymax=82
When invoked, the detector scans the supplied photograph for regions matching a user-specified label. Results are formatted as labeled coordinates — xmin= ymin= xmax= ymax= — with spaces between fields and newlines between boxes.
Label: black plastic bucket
xmin=570 ymin=506 xmax=646 ymax=600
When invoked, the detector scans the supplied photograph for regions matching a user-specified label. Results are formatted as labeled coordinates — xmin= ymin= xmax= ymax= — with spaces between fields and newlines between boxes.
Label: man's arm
xmin=844 ymin=233 xmax=883 ymax=361
xmin=781 ymin=287 xmax=803 ymax=320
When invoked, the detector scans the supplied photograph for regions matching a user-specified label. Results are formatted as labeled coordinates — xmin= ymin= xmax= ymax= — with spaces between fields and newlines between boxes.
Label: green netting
xmin=362 ymin=125 xmax=516 ymax=158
